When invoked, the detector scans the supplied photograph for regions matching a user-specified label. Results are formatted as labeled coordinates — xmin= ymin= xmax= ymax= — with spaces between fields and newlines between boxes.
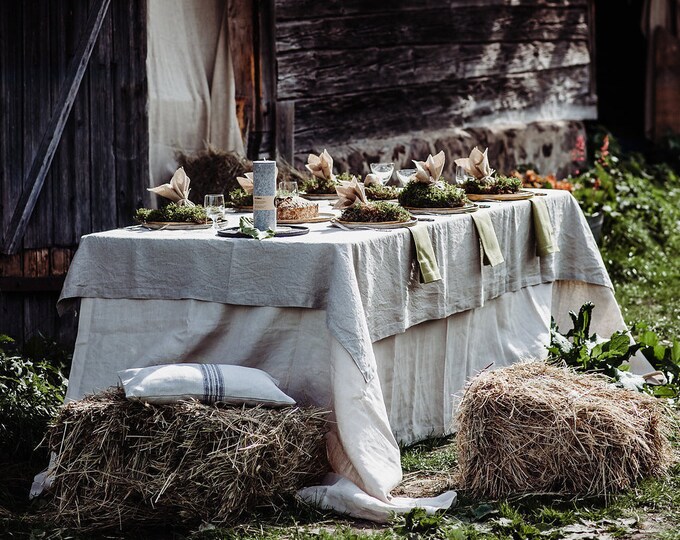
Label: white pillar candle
xmin=253 ymin=160 xmax=277 ymax=232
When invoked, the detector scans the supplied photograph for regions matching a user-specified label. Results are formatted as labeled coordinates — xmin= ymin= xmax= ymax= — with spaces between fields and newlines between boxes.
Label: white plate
xmin=466 ymin=190 xmax=534 ymax=201
xmin=405 ymin=204 xmax=478 ymax=215
xmin=278 ymin=212 xmax=336 ymax=224
xmin=333 ymin=218 xmax=417 ymax=229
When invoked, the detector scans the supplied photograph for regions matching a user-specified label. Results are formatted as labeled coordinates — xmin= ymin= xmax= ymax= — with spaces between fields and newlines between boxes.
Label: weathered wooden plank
xmin=89 ymin=5 xmax=117 ymax=233
xmin=0 ymin=2 xmax=24 ymax=241
xmin=0 ymin=277 xmax=65 ymax=292
xmin=113 ymin=0 xmax=149 ymax=227
xmin=0 ymin=254 xmax=23 ymax=277
xmin=228 ymin=0 xmax=255 ymax=149
xmin=0 ymin=293 xmax=24 ymax=341
xmin=653 ymin=27 xmax=680 ymax=141
xmin=275 ymin=0 xmax=588 ymax=21
xmin=50 ymin=248 xmax=73 ymax=276
xmin=23 ymin=292 xmax=57 ymax=341
xmin=275 ymin=101 xmax=295 ymax=163
xmin=278 ymin=40 xmax=590 ymax=100
xmin=291 ymin=65 xmax=594 ymax=151
xmin=276 ymin=6 xmax=588 ymax=52
xmin=22 ymin=248 xmax=50 ymax=278
xmin=2 ymin=0 xmax=110 ymax=255
xmin=22 ymin=0 xmax=53 ymax=250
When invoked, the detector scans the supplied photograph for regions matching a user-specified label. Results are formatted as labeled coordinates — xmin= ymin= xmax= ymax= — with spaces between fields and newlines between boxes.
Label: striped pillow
xmin=118 ymin=363 xmax=296 ymax=407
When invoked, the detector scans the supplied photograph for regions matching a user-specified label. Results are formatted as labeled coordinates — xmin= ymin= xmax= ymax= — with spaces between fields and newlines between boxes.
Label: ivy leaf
xmin=238 ymin=217 xmax=275 ymax=240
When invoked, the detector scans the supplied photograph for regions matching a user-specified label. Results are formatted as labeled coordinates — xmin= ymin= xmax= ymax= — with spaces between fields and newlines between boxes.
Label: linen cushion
xmin=118 ymin=363 xmax=296 ymax=407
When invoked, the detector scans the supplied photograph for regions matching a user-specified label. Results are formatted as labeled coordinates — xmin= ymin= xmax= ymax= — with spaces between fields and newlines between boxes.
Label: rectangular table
xmin=58 ymin=190 xmax=641 ymax=514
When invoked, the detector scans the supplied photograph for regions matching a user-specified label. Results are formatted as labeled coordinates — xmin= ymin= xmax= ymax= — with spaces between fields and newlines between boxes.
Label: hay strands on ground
xmin=40 ymin=388 xmax=329 ymax=532
xmin=455 ymin=361 xmax=675 ymax=500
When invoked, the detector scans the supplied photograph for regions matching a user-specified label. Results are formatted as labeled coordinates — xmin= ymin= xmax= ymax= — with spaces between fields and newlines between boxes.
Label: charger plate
xmin=278 ymin=212 xmax=336 ymax=224
xmin=405 ymin=204 xmax=478 ymax=214
xmin=217 ymin=225 xmax=310 ymax=238
xmin=141 ymin=221 xmax=214 ymax=230
xmin=301 ymin=193 xmax=338 ymax=201
xmin=466 ymin=190 xmax=535 ymax=201
xmin=333 ymin=218 xmax=417 ymax=229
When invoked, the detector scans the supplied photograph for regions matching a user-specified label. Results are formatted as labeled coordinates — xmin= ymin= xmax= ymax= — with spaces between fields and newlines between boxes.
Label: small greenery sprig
xmin=339 ymin=201 xmax=411 ymax=222
xmin=462 ymin=175 xmax=522 ymax=195
xmin=238 ymin=216 xmax=275 ymax=240
xmin=398 ymin=180 xmax=468 ymax=208
xmin=135 ymin=203 xmax=208 ymax=224
xmin=364 ymin=183 xmax=400 ymax=201
xmin=300 ymin=175 xmax=339 ymax=195
xmin=228 ymin=188 xmax=253 ymax=207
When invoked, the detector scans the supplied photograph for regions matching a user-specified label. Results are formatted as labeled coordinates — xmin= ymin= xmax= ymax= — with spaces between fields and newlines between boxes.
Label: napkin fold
xmin=306 ymin=149 xmax=336 ymax=182
xmin=454 ymin=147 xmax=495 ymax=183
xmin=470 ymin=212 xmax=504 ymax=267
xmin=408 ymin=224 xmax=442 ymax=283
xmin=530 ymin=197 xmax=560 ymax=256
xmin=147 ymin=167 xmax=196 ymax=206
xmin=413 ymin=150 xmax=446 ymax=185
xmin=334 ymin=177 xmax=369 ymax=209
xmin=237 ymin=172 xmax=254 ymax=194
xmin=364 ymin=173 xmax=383 ymax=187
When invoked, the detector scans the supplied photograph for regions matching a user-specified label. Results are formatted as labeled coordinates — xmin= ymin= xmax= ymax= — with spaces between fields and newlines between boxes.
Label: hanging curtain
xmin=146 ymin=0 xmax=245 ymax=186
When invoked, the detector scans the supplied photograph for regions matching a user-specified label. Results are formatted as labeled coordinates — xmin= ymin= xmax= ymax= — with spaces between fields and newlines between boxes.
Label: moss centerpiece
xmin=335 ymin=177 xmax=411 ymax=223
xmin=301 ymin=150 xmax=339 ymax=195
xmin=135 ymin=203 xmax=208 ymax=224
xmin=455 ymin=147 xmax=522 ymax=196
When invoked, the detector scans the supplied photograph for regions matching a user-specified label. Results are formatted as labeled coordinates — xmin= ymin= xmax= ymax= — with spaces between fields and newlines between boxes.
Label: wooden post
xmin=2 ymin=0 xmax=110 ymax=255
xmin=276 ymin=101 xmax=295 ymax=164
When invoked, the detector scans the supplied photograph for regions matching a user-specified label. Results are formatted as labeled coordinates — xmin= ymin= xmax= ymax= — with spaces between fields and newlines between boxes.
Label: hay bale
xmin=43 ymin=388 xmax=329 ymax=532
xmin=177 ymin=145 xmax=251 ymax=204
xmin=455 ymin=361 xmax=674 ymax=499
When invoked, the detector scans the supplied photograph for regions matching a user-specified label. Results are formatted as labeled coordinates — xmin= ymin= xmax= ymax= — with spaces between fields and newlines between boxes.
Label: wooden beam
xmin=0 ymin=276 xmax=65 ymax=293
xmin=2 ymin=0 xmax=111 ymax=255
xmin=276 ymin=101 xmax=295 ymax=163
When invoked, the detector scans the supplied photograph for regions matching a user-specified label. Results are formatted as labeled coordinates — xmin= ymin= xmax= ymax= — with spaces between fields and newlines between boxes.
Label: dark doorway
xmin=594 ymin=0 xmax=647 ymax=149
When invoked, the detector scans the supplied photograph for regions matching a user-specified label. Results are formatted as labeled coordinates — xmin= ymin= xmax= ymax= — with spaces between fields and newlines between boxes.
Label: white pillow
xmin=117 ymin=363 xmax=296 ymax=407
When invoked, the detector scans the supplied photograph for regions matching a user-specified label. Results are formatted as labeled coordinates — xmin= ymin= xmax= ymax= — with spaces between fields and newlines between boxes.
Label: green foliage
xmin=228 ymin=188 xmax=253 ymax=207
xmin=335 ymin=172 xmax=357 ymax=183
xmin=135 ymin=203 xmax=208 ymax=224
xmin=461 ymin=176 xmax=522 ymax=195
xmin=398 ymin=181 xmax=468 ymax=208
xmin=0 ymin=335 xmax=68 ymax=461
xmin=340 ymin=202 xmax=412 ymax=223
xmin=300 ymin=175 xmax=339 ymax=195
xmin=238 ymin=216 xmax=275 ymax=240
xmin=364 ymin=183 xmax=400 ymax=201
xmin=393 ymin=507 xmax=446 ymax=537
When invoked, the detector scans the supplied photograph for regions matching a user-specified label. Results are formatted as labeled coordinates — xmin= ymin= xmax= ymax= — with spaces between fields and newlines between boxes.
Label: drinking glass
xmin=204 ymin=194 xmax=225 ymax=230
xmin=370 ymin=162 xmax=395 ymax=185
xmin=454 ymin=165 xmax=470 ymax=186
xmin=278 ymin=181 xmax=299 ymax=197
xmin=396 ymin=168 xmax=417 ymax=186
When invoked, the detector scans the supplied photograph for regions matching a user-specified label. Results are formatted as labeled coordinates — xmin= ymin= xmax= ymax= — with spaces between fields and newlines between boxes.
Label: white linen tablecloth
xmin=57 ymin=190 xmax=642 ymax=520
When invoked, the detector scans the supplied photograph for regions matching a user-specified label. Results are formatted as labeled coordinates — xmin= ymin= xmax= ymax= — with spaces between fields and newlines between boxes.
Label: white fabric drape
xmin=147 ymin=0 xmax=245 ymax=186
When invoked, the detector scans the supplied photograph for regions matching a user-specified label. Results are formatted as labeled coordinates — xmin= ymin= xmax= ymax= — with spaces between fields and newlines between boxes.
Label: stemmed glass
xmin=204 ymin=194 xmax=225 ymax=230
xmin=370 ymin=162 xmax=395 ymax=185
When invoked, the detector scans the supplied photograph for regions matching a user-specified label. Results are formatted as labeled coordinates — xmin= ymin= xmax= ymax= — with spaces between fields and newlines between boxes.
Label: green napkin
xmin=530 ymin=197 xmax=560 ymax=256
xmin=470 ymin=212 xmax=504 ymax=267
xmin=408 ymin=224 xmax=442 ymax=284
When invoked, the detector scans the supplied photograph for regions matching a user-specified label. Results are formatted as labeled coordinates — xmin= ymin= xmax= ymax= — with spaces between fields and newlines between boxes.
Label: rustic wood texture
xmin=275 ymin=0 xmax=595 ymax=156
xmin=0 ymin=0 xmax=148 ymax=344
xmin=228 ymin=0 xmax=256 ymax=150
xmin=653 ymin=27 xmax=680 ymax=141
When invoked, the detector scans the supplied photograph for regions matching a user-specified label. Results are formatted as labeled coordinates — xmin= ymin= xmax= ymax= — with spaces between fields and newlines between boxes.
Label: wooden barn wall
xmin=274 ymin=0 xmax=596 ymax=162
xmin=0 ymin=0 xmax=149 ymax=345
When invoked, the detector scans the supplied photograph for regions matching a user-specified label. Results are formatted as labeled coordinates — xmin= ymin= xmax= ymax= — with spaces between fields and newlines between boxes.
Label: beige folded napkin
xmin=237 ymin=172 xmax=254 ymax=194
xmin=408 ymin=224 xmax=442 ymax=283
xmin=454 ymin=147 xmax=495 ymax=184
xmin=364 ymin=173 xmax=383 ymax=187
xmin=413 ymin=151 xmax=446 ymax=185
xmin=147 ymin=167 xmax=195 ymax=206
xmin=470 ymin=212 xmax=504 ymax=267
xmin=306 ymin=150 xmax=336 ymax=182
xmin=334 ymin=177 xmax=368 ymax=210
xmin=530 ymin=197 xmax=560 ymax=256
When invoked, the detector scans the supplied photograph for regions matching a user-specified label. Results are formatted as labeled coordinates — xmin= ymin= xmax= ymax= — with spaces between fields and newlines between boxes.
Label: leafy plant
xmin=393 ymin=507 xmax=445 ymax=537
xmin=135 ymin=203 xmax=208 ymax=224
xmin=228 ymin=188 xmax=253 ymax=207
xmin=364 ymin=183 xmax=400 ymax=201
xmin=398 ymin=180 xmax=468 ymax=208
xmin=462 ymin=175 xmax=522 ymax=195
xmin=339 ymin=201 xmax=412 ymax=223
xmin=0 ymin=335 xmax=68 ymax=461
xmin=238 ymin=216 xmax=275 ymax=240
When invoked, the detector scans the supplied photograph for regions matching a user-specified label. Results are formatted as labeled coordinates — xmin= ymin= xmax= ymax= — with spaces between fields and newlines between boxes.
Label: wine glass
xmin=396 ymin=168 xmax=417 ymax=186
xmin=204 ymin=194 xmax=225 ymax=230
xmin=370 ymin=162 xmax=395 ymax=185
xmin=455 ymin=165 xmax=470 ymax=186
xmin=278 ymin=181 xmax=299 ymax=197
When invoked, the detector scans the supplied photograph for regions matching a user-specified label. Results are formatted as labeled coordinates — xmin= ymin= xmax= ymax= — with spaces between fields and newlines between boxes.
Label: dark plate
xmin=216 ymin=225 xmax=310 ymax=238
